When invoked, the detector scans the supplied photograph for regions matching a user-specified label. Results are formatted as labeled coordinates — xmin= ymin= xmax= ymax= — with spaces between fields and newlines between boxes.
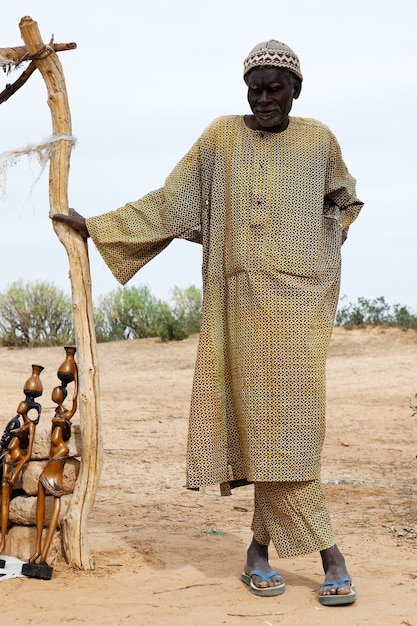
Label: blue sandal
xmin=319 ymin=577 xmax=357 ymax=606
xmin=241 ymin=569 xmax=286 ymax=597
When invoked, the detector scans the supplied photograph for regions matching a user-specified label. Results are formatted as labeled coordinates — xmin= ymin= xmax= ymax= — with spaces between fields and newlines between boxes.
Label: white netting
xmin=0 ymin=134 xmax=77 ymax=198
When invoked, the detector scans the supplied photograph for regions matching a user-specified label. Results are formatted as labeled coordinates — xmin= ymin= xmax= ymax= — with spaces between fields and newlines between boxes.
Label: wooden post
xmin=18 ymin=16 xmax=102 ymax=570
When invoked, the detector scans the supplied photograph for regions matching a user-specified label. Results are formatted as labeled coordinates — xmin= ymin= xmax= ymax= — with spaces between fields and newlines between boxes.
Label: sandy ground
xmin=0 ymin=326 xmax=416 ymax=625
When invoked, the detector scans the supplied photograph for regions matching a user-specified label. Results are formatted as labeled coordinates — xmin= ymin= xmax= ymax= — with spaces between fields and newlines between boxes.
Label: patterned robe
xmin=86 ymin=115 xmax=363 ymax=490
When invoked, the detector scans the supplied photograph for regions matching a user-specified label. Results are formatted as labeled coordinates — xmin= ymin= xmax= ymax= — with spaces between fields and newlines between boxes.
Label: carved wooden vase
xmin=23 ymin=364 xmax=44 ymax=399
xmin=57 ymin=346 xmax=77 ymax=386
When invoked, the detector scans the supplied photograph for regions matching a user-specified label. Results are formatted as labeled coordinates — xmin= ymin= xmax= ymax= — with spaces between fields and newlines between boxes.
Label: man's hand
xmin=50 ymin=208 xmax=90 ymax=239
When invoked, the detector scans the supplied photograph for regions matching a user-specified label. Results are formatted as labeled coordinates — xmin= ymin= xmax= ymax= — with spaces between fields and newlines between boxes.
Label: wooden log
xmin=18 ymin=16 xmax=102 ymax=570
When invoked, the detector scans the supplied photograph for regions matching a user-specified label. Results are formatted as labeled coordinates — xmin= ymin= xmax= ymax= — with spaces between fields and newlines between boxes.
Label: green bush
xmin=94 ymin=285 xmax=159 ymax=341
xmin=151 ymin=286 xmax=202 ymax=341
xmin=335 ymin=295 xmax=417 ymax=329
xmin=94 ymin=284 xmax=202 ymax=342
xmin=0 ymin=280 xmax=74 ymax=347
xmin=170 ymin=285 xmax=202 ymax=336
xmin=151 ymin=300 xmax=188 ymax=342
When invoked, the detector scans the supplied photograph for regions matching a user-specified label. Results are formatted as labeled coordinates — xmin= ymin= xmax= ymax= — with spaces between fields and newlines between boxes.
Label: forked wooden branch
xmin=0 ymin=40 xmax=77 ymax=105
xmin=17 ymin=16 xmax=102 ymax=570
xmin=0 ymin=61 xmax=36 ymax=104
xmin=0 ymin=42 xmax=76 ymax=66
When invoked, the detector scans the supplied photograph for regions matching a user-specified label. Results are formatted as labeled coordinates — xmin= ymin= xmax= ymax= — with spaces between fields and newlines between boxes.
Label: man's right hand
xmin=50 ymin=208 xmax=90 ymax=239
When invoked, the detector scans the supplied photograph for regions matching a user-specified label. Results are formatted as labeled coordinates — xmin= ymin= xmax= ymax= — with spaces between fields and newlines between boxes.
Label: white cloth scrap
xmin=0 ymin=556 xmax=26 ymax=580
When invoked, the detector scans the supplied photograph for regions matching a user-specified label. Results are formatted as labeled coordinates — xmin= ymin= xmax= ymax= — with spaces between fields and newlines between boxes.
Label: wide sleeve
xmin=86 ymin=136 xmax=207 ymax=286
xmin=324 ymin=131 xmax=364 ymax=232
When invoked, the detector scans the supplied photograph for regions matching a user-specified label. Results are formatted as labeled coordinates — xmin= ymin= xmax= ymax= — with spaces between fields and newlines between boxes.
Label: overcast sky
xmin=1 ymin=0 xmax=416 ymax=310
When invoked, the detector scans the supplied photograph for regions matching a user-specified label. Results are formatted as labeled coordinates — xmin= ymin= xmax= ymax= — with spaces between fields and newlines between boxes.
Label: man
xmin=54 ymin=40 xmax=363 ymax=606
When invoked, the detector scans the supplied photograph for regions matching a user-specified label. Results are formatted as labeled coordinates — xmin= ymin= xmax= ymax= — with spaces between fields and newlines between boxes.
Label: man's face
xmin=246 ymin=67 xmax=300 ymax=132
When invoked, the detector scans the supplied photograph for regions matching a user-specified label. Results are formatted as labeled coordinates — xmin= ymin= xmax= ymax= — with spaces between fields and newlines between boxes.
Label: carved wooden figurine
xmin=0 ymin=365 xmax=43 ymax=557
xmin=23 ymin=347 xmax=78 ymax=580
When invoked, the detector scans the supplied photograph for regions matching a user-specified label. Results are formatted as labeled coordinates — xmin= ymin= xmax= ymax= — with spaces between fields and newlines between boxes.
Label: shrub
xmin=152 ymin=300 xmax=188 ymax=342
xmin=335 ymin=296 xmax=417 ymax=329
xmin=94 ymin=284 xmax=202 ymax=342
xmin=170 ymin=285 xmax=202 ymax=336
xmin=392 ymin=304 xmax=417 ymax=329
xmin=0 ymin=280 xmax=74 ymax=347
xmin=94 ymin=285 xmax=158 ymax=342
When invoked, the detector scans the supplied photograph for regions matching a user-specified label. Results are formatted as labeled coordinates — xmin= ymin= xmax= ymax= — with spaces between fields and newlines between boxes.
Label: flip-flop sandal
xmin=241 ymin=569 xmax=286 ymax=597
xmin=319 ymin=577 xmax=357 ymax=606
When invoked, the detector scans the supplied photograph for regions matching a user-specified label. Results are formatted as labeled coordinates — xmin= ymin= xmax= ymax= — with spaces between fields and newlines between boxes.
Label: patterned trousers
xmin=251 ymin=480 xmax=335 ymax=558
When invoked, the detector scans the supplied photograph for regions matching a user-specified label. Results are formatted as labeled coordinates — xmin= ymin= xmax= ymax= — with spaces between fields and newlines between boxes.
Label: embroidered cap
xmin=243 ymin=40 xmax=303 ymax=82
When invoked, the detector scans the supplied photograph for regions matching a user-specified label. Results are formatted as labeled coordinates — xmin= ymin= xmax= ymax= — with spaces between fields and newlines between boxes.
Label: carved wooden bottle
xmin=23 ymin=364 xmax=44 ymax=400
xmin=57 ymin=346 xmax=77 ymax=386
